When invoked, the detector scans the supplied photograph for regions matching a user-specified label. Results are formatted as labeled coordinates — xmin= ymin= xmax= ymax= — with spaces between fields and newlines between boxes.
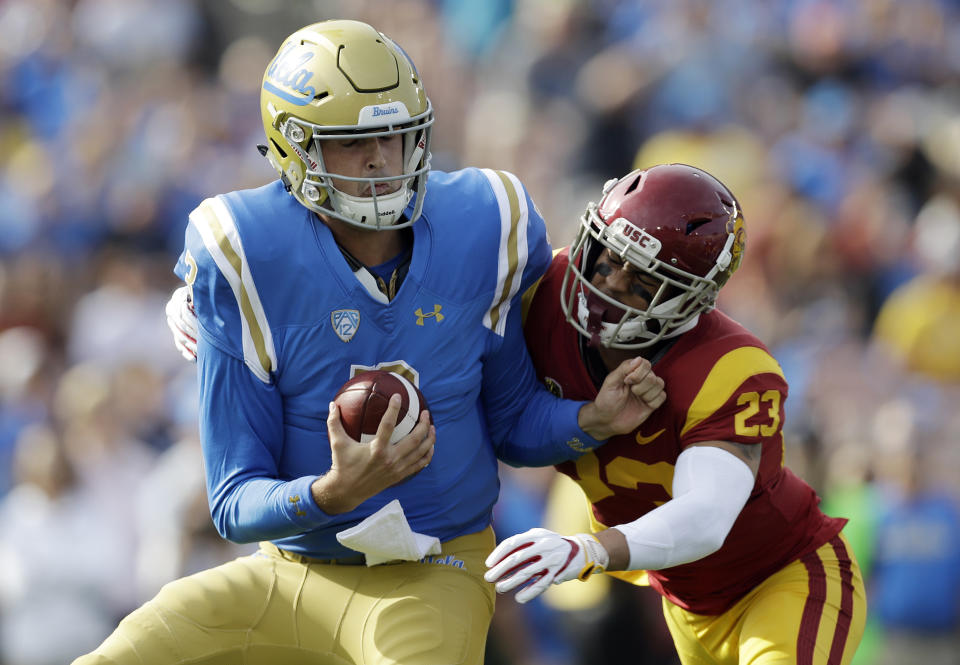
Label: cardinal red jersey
xmin=524 ymin=250 xmax=847 ymax=614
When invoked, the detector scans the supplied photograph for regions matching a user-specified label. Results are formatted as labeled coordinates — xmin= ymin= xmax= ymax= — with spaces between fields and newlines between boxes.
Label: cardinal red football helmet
xmin=560 ymin=164 xmax=745 ymax=349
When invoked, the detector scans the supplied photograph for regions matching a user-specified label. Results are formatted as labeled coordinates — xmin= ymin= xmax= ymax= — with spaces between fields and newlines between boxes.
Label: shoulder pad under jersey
xmin=421 ymin=168 xmax=552 ymax=337
xmin=174 ymin=182 xmax=298 ymax=382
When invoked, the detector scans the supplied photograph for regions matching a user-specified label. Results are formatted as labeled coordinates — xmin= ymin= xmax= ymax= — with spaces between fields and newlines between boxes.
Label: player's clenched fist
xmin=623 ymin=356 xmax=667 ymax=408
xmin=484 ymin=528 xmax=609 ymax=604
xmin=578 ymin=356 xmax=666 ymax=440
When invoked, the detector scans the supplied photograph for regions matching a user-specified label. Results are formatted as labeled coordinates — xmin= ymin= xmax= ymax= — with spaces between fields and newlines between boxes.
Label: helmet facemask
xmin=560 ymin=203 xmax=727 ymax=349
xmin=269 ymin=103 xmax=433 ymax=230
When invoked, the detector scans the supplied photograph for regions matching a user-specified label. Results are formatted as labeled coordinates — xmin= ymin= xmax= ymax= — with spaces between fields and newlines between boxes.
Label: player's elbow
xmin=697 ymin=525 xmax=730 ymax=556
xmin=209 ymin=506 xmax=236 ymax=541
xmin=209 ymin=499 xmax=257 ymax=544
xmin=686 ymin=497 xmax=737 ymax=555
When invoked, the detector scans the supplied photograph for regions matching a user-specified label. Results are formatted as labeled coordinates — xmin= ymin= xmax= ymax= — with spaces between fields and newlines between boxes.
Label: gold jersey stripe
xmin=491 ymin=170 xmax=521 ymax=334
xmin=519 ymin=278 xmax=542 ymax=326
xmin=520 ymin=247 xmax=564 ymax=324
xmin=203 ymin=205 xmax=273 ymax=377
xmin=681 ymin=346 xmax=784 ymax=437
xmin=189 ymin=197 xmax=276 ymax=383
xmin=481 ymin=169 xmax=529 ymax=336
xmin=606 ymin=569 xmax=651 ymax=587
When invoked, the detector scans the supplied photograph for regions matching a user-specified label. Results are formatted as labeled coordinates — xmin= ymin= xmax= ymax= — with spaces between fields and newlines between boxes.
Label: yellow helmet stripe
xmin=189 ymin=197 xmax=277 ymax=383
xmin=681 ymin=347 xmax=784 ymax=437
xmin=481 ymin=169 xmax=529 ymax=336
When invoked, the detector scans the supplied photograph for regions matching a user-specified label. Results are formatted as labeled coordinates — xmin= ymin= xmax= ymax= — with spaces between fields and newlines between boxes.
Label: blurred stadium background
xmin=1 ymin=1 xmax=958 ymax=664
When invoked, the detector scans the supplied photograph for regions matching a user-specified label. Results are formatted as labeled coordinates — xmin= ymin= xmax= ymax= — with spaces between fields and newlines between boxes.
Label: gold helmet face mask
xmin=260 ymin=20 xmax=434 ymax=229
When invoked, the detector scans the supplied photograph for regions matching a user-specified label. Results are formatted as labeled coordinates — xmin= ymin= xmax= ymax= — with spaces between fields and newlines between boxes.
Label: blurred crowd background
xmin=1 ymin=0 xmax=959 ymax=664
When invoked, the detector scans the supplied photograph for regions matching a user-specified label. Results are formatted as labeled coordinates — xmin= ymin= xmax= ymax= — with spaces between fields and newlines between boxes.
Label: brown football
xmin=333 ymin=370 xmax=430 ymax=444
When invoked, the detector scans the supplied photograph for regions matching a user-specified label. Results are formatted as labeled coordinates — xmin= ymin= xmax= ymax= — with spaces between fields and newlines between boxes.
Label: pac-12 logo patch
xmin=331 ymin=309 xmax=360 ymax=342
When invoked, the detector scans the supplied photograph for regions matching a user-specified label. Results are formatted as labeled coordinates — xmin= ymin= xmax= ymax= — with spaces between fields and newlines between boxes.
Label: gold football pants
xmin=663 ymin=533 xmax=866 ymax=665
xmin=73 ymin=528 xmax=495 ymax=665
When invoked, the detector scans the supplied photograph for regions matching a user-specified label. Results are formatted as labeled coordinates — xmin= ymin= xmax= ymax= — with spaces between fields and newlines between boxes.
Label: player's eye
xmin=629 ymin=281 xmax=656 ymax=300
xmin=605 ymin=252 xmax=625 ymax=269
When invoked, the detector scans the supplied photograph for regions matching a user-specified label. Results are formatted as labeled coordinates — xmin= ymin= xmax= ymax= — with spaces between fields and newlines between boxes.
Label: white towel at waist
xmin=336 ymin=499 xmax=442 ymax=566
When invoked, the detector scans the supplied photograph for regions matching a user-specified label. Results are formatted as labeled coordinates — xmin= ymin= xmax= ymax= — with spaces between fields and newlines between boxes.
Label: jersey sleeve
xmin=483 ymin=303 xmax=603 ymax=466
xmin=473 ymin=171 xmax=603 ymax=466
xmin=174 ymin=196 xmax=277 ymax=384
xmin=196 ymin=337 xmax=333 ymax=542
xmin=679 ymin=346 xmax=789 ymax=446
xmin=175 ymin=197 xmax=329 ymax=542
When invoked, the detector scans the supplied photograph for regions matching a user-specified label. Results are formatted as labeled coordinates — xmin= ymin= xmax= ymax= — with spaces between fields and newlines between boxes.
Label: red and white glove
xmin=164 ymin=285 xmax=198 ymax=362
xmin=484 ymin=528 xmax=609 ymax=604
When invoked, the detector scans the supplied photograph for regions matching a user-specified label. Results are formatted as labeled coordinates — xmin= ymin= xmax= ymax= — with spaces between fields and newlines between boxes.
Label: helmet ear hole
xmin=685 ymin=218 xmax=712 ymax=235
xmin=269 ymin=139 xmax=288 ymax=159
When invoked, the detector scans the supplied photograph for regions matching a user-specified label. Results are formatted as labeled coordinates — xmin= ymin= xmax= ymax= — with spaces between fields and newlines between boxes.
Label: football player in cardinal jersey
xmin=75 ymin=19 xmax=662 ymax=665
xmin=485 ymin=164 xmax=867 ymax=665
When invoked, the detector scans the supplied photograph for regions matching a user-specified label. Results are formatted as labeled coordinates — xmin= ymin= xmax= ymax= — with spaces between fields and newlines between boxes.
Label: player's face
xmin=590 ymin=249 xmax=661 ymax=311
xmin=320 ymin=135 xmax=404 ymax=197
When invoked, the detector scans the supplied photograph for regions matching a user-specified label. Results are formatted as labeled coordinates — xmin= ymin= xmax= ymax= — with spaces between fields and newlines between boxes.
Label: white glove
xmin=165 ymin=285 xmax=198 ymax=362
xmin=484 ymin=527 xmax=609 ymax=604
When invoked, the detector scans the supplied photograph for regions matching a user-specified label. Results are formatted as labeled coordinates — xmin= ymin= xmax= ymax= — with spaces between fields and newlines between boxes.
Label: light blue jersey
xmin=175 ymin=168 xmax=600 ymax=559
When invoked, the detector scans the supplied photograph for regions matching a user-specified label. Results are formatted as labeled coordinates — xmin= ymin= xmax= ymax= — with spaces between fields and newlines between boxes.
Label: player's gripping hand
xmin=165 ymin=285 xmax=198 ymax=362
xmin=578 ymin=356 xmax=666 ymax=440
xmin=316 ymin=394 xmax=435 ymax=514
xmin=484 ymin=528 xmax=609 ymax=604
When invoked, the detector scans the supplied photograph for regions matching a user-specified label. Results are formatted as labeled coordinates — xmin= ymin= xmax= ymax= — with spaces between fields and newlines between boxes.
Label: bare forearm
xmin=595 ymin=527 xmax=630 ymax=570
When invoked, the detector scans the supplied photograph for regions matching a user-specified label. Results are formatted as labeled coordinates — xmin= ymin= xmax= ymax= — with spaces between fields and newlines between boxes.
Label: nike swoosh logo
xmin=635 ymin=428 xmax=665 ymax=446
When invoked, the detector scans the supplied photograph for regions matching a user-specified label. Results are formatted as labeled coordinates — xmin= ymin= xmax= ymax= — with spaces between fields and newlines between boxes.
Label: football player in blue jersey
xmin=76 ymin=19 xmax=665 ymax=665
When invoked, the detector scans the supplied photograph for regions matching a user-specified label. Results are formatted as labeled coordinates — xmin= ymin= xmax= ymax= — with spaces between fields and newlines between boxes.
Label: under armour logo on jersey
xmin=415 ymin=304 xmax=444 ymax=326
xmin=331 ymin=309 xmax=360 ymax=342
xmin=566 ymin=437 xmax=591 ymax=453
xmin=288 ymin=495 xmax=306 ymax=517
